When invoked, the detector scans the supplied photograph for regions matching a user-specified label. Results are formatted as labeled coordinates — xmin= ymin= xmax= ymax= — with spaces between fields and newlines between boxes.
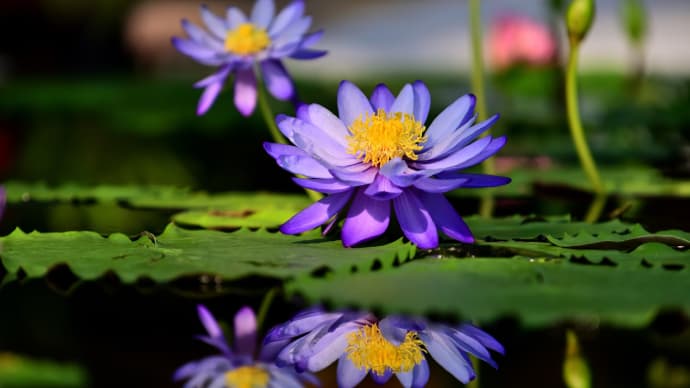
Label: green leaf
xmin=0 ymin=353 xmax=87 ymax=388
xmin=0 ymin=225 xmax=414 ymax=283
xmin=465 ymin=215 xmax=632 ymax=241
xmin=546 ymin=224 xmax=690 ymax=249
xmin=287 ymin=256 xmax=690 ymax=328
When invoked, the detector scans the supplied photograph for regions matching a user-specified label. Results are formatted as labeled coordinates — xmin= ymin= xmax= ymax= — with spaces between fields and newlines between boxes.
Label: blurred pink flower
xmin=488 ymin=15 xmax=557 ymax=71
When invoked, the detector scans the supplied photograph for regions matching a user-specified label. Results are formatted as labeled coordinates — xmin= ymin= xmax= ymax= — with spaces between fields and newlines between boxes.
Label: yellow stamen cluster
xmin=347 ymin=109 xmax=427 ymax=168
xmin=224 ymin=366 xmax=270 ymax=388
xmin=225 ymin=23 xmax=271 ymax=55
xmin=346 ymin=323 xmax=426 ymax=376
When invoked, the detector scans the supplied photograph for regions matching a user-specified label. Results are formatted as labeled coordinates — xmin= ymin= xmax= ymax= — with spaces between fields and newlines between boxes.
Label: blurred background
xmin=1 ymin=1 xmax=690 ymax=387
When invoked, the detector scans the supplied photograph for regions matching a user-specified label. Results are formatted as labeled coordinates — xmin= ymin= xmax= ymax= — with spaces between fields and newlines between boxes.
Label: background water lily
xmin=172 ymin=0 xmax=326 ymax=116
xmin=265 ymin=80 xmax=510 ymax=248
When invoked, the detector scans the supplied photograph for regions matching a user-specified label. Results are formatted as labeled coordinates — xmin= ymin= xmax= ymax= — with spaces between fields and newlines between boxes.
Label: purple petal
xmin=171 ymin=37 xmax=217 ymax=60
xmin=276 ymin=154 xmax=333 ymax=179
xmin=336 ymin=355 xmax=368 ymax=388
xmin=261 ymin=59 xmax=295 ymax=100
xmin=289 ymin=48 xmax=328 ymax=59
xmin=234 ymin=68 xmax=258 ymax=116
xmin=421 ymin=331 xmax=475 ymax=384
xmin=330 ymin=166 xmax=378 ymax=186
xmin=264 ymin=309 xmax=338 ymax=343
xmin=299 ymin=29 xmax=324 ymax=49
xmin=369 ymin=83 xmax=395 ymax=111
xmin=363 ymin=173 xmax=403 ymax=200
xmin=269 ymin=0 xmax=305 ymax=36
xmin=337 ymin=80 xmax=374 ymax=127
xmin=379 ymin=158 xmax=436 ymax=187
xmin=296 ymin=103 xmax=349 ymax=147
xmin=251 ymin=0 xmax=275 ymax=28
xmin=412 ymin=81 xmax=431 ymax=124
xmin=181 ymin=19 xmax=223 ymax=50
xmin=396 ymin=359 xmax=430 ymax=388
xmin=445 ymin=326 xmax=497 ymax=368
xmin=415 ymin=135 xmax=493 ymax=171
xmin=423 ymin=94 xmax=476 ymax=151
xmin=193 ymin=65 xmax=231 ymax=89
xmin=412 ymin=176 xmax=469 ymax=193
xmin=292 ymin=177 xmax=352 ymax=194
xmin=197 ymin=305 xmax=222 ymax=338
xmin=389 ymin=84 xmax=414 ymax=116
xmin=197 ymin=81 xmax=224 ymax=115
xmin=277 ymin=115 xmax=354 ymax=165
xmin=263 ymin=141 xmax=308 ymax=159
xmin=419 ymin=114 xmax=498 ymax=162
xmin=272 ymin=16 xmax=312 ymax=47
xmin=393 ymin=190 xmax=438 ymax=249
xmin=417 ymin=191 xmax=473 ymax=243
xmin=451 ymin=173 xmax=511 ymax=188
xmin=342 ymin=189 xmax=391 ymax=247
xmin=200 ymin=5 xmax=228 ymax=40
xmin=233 ymin=306 xmax=257 ymax=357
xmin=371 ymin=369 xmax=393 ymax=384
xmin=458 ymin=324 xmax=505 ymax=355
xmin=280 ymin=190 xmax=353 ymax=234
xmin=226 ymin=7 xmax=247 ymax=29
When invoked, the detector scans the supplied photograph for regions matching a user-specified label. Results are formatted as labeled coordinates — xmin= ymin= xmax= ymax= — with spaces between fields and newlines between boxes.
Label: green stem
xmin=257 ymin=84 xmax=322 ymax=202
xmin=255 ymin=287 xmax=278 ymax=333
xmin=565 ymin=42 xmax=604 ymax=196
xmin=584 ymin=193 xmax=606 ymax=223
xmin=257 ymin=85 xmax=288 ymax=145
xmin=469 ymin=0 xmax=496 ymax=218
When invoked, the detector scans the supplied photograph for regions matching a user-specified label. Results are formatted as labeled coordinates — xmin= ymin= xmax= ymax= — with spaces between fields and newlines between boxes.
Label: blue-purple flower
xmin=264 ymin=80 xmax=509 ymax=248
xmin=172 ymin=0 xmax=326 ymax=116
xmin=174 ymin=305 xmax=318 ymax=388
xmin=265 ymin=308 xmax=504 ymax=388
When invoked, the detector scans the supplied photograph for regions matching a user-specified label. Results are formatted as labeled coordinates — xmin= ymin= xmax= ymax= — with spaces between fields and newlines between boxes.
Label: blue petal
xmin=370 ymin=84 xmax=395 ymax=111
xmin=363 ymin=173 xmax=403 ymax=200
xmin=292 ymin=177 xmax=352 ymax=194
xmin=415 ymin=135 xmax=493 ymax=171
xmin=276 ymin=154 xmax=333 ymax=179
xmin=393 ymin=190 xmax=438 ymax=249
xmin=337 ymin=355 xmax=368 ymax=388
xmin=264 ymin=309 xmax=339 ymax=342
xmin=233 ymin=307 xmax=257 ymax=357
xmin=200 ymin=5 xmax=228 ymax=40
xmin=298 ymin=29 xmax=324 ymax=49
xmin=272 ymin=17 xmax=312 ymax=47
xmin=445 ymin=326 xmax=497 ymax=368
xmin=371 ymin=369 xmax=393 ymax=384
xmin=267 ymin=366 xmax=304 ymax=388
xmin=280 ymin=191 xmax=353 ymax=234
xmin=263 ymin=142 xmax=308 ymax=159
xmin=196 ymin=80 xmax=223 ymax=115
xmin=234 ymin=68 xmax=258 ymax=116
xmin=226 ymin=7 xmax=247 ymax=29
xmin=197 ymin=305 xmax=222 ymax=338
xmin=458 ymin=324 xmax=505 ymax=354
xmin=330 ymin=166 xmax=378 ymax=186
xmin=450 ymin=173 xmax=511 ymax=188
xmin=193 ymin=65 xmax=231 ymax=89
xmin=289 ymin=48 xmax=328 ymax=60
xmin=277 ymin=116 xmax=355 ymax=166
xmin=251 ymin=0 xmax=275 ymax=28
xmin=342 ymin=189 xmax=390 ymax=247
xmin=337 ymin=81 xmax=374 ymax=127
xmin=412 ymin=176 xmax=469 ymax=193
xmin=421 ymin=330 xmax=475 ymax=384
xmin=269 ymin=0 xmax=305 ymax=36
xmin=379 ymin=158 xmax=435 ymax=187
xmin=417 ymin=191 xmax=473 ymax=243
xmin=445 ymin=136 xmax=507 ymax=171
xmin=389 ymin=84 xmax=414 ymax=116
xmin=412 ymin=81 xmax=431 ymax=124
xmin=296 ymin=103 xmax=349 ymax=147
xmin=171 ymin=37 xmax=217 ymax=60
xmin=261 ymin=59 xmax=294 ymax=100
xmin=181 ymin=19 xmax=223 ymax=50
xmin=419 ymin=114 xmax=498 ymax=162
xmin=423 ymin=94 xmax=475 ymax=151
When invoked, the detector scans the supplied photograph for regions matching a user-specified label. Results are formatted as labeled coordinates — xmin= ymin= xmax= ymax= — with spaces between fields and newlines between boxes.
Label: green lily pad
xmin=0 ymin=225 xmax=414 ymax=283
xmin=0 ymin=353 xmax=87 ymax=388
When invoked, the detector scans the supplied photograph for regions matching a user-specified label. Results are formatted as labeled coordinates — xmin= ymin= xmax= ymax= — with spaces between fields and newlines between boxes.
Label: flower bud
xmin=621 ymin=0 xmax=647 ymax=45
xmin=566 ymin=0 xmax=595 ymax=44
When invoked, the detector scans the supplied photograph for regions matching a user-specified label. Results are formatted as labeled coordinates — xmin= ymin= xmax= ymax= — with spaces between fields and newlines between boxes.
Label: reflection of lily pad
xmin=0 ymin=353 xmax=87 ymax=388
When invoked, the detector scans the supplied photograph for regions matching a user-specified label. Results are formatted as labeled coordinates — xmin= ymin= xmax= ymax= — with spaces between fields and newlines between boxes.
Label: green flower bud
xmin=621 ymin=0 xmax=647 ymax=45
xmin=567 ymin=0 xmax=596 ymax=44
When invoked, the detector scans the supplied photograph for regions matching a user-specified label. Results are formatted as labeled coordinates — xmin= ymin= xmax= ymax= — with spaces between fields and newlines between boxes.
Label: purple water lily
xmin=174 ymin=305 xmax=318 ymax=388
xmin=265 ymin=308 xmax=504 ymax=388
xmin=264 ymin=80 xmax=510 ymax=248
xmin=172 ymin=0 xmax=326 ymax=116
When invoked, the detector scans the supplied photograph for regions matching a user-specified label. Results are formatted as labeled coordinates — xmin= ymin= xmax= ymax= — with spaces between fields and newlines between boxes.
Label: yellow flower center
xmin=347 ymin=109 xmax=427 ymax=168
xmin=224 ymin=366 xmax=270 ymax=388
xmin=346 ymin=323 xmax=425 ymax=376
xmin=224 ymin=23 xmax=271 ymax=55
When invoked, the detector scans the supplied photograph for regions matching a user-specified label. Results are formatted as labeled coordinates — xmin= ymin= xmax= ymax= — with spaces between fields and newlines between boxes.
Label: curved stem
xmin=469 ymin=0 xmax=496 ymax=218
xmin=584 ymin=193 xmax=606 ymax=223
xmin=565 ymin=42 xmax=605 ymax=196
xmin=255 ymin=287 xmax=279 ymax=333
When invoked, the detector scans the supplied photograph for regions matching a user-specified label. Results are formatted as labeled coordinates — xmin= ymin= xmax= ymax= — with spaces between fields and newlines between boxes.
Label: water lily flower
xmin=265 ymin=308 xmax=504 ymax=388
xmin=488 ymin=15 xmax=557 ymax=71
xmin=174 ymin=305 xmax=318 ymax=388
xmin=264 ymin=80 xmax=509 ymax=249
xmin=172 ymin=0 xmax=326 ymax=116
